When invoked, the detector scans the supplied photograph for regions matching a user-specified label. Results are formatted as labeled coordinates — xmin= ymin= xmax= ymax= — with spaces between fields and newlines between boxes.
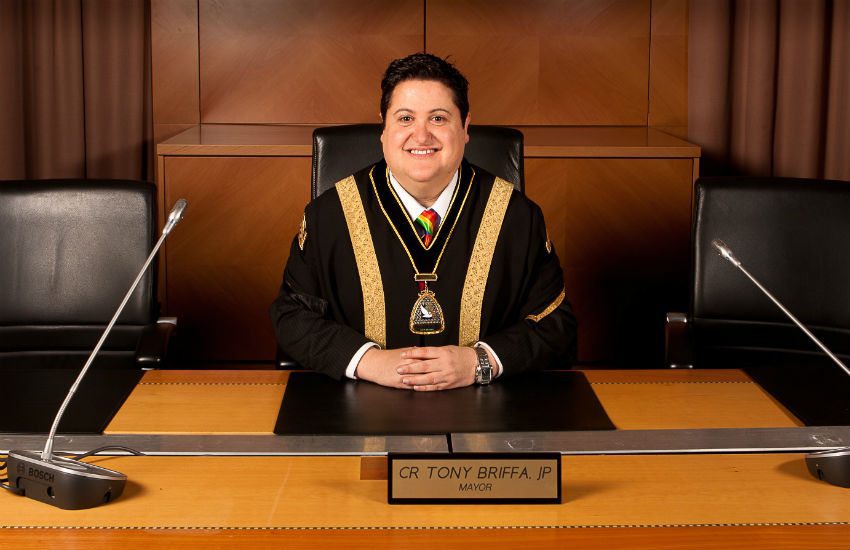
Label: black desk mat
xmin=743 ymin=355 xmax=850 ymax=426
xmin=0 ymin=368 xmax=143 ymax=434
xmin=275 ymin=371 xmax=615 ymax=435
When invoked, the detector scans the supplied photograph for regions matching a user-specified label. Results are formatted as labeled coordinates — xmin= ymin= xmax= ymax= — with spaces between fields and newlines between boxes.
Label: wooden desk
xmin=2 ymin=370 xmax=848 ymax=549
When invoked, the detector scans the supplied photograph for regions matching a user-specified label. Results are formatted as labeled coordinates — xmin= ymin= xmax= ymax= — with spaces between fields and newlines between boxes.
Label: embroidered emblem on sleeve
xmin=298 ymin=213 xmax=308 ymax=251
xmin=526 ymin=288 xmax=566 ymax=322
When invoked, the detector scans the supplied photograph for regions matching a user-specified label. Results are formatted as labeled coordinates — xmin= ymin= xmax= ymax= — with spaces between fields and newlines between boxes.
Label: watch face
xmin=476 ymin=365 xmax=492 ymax=385
xmin=474 ymin=347 xmax=492 ymax=384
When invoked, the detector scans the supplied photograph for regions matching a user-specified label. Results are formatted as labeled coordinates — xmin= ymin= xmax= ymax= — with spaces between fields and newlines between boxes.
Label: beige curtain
xmin=0 ymin=0 xmax=152 ymax=181
xmin=689 ymin=0 xmax=850 ymax=181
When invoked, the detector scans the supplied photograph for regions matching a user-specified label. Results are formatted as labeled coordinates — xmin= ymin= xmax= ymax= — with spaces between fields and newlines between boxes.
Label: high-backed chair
xmin=0 ymin=180 xmax=174 ymax=370
xmin=669 ymin=176 xmax=850 ymax=368
xmin=277 ymin=124 xmax=525 ymax=368
xmin=664 ymin=176 xmax=850 ymax=425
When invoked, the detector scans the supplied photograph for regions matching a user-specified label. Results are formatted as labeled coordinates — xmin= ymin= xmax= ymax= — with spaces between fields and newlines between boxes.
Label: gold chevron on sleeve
xmin=526 ymin=288 xmax=566 ymax=322
xmin=458 ymin=178 xmax=514 ymax=346
xmin=335 ymin=176 xmax=386 ymax=347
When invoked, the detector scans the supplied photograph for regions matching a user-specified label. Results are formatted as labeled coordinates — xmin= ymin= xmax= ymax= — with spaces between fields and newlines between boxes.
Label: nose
xmin=411 ymin=120 xmax=432 ymax=143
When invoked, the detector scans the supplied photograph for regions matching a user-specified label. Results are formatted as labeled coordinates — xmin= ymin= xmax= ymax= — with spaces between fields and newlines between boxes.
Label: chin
xmin=397 ymin=164 xmax=439 ymax=184
xmin=408 ymin=172 xmax=439 ymax=184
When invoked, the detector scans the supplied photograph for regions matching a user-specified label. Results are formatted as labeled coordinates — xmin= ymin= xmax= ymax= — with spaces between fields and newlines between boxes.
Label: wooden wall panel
xmin=151 ymin=0 xmax=201 ymax=307
xmin=163 ymin=156 xmax=311 ymax=361
xmin=151 ymin=0 xmax=199 ymax=125
xmin=154 ymin=123 xmax=197 ymax=306
xmin=426 ymin=0 xmax=651 ymax=125
xmin=149 ymin=1 xmax=694 ymax=365
xmin=526 ymin=158 xmax=694 ymax=366
xmin=648 ymin=0 xmax=688 ymax=137
xmin=199 ymin=0 xmax=424 ymax=124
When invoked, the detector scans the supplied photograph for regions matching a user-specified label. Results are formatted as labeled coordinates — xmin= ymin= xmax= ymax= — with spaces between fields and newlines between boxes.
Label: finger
xmin=397 ymin=359 xmax=442 ymax=375
xmin=401 ymin=372 xmax=446 ymax=387
xmin=395 ymin=358 xmax=425 ymax=370
xmin=413 ymin=382 xmax=450 ymax=392
xmin=401 ymin=347 xmax=442 ymax=360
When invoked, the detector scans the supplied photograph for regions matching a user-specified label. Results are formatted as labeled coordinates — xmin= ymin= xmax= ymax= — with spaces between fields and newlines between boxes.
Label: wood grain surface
xmin=1 ymin=525 xmax=848 ymax=550
xmin=106 ymin=383 xmax=285 ymax=434
xmin=198 ymin=0 xmax=424 ymax=123
xmin=5 ymin=370 xmax=844 ymax=548
xmin=526 ymin=157 xmax=695 ymax=366
xmin=156 ymin=124 xmax=701 ymax=158
xmin=156 ymin=124 xmax=316 ymax=156
xmin=426 ymin=0 xmax=652 ymax=125
xmin=1 ymin=454 xmax=847 ymax=529
xmin=647 ymin=0 xmax=688 ymax=134
xmin=103 ymin=370 xmax=798 ymax=434
xmin=150 ymin=0 xmax=199 ymax=125
xmin=162 ymin=156 xmax=311 ymax=361
xmin=521 ymin=126 xmax=699 ymax=157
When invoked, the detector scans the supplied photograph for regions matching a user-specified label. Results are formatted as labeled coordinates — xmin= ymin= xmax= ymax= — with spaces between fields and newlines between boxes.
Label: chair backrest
xmin=0 ymin=179 xmax=157 ymax=365
xmin=691 ymin=177 xmax=850 ymax=365
xmin=311 ymin=124 xmax=524 ymax=199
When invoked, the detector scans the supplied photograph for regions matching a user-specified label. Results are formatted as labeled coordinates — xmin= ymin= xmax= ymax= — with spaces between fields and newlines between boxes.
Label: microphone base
xmin=5 ymin=449 xmax=127 ymax=509
xmin=806 ymin=448 xmax=850 ymax=488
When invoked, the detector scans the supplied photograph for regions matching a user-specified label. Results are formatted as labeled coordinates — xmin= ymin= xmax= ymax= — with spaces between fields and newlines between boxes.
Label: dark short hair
xmin=380 ymin=53 xmax=469 ymax=128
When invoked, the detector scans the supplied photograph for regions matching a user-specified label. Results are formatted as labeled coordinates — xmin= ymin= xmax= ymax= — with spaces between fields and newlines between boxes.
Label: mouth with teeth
xmin=407 ymin=148 xmax=438 ymax=157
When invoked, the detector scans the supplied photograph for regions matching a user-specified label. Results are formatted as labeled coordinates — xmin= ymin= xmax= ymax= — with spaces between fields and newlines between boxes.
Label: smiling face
xmin=380 ymin=79 xmax=470 ymax=199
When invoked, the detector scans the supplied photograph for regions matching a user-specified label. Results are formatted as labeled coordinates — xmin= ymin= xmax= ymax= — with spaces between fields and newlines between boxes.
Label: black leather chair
xmin=0 ymin=179 xmax=174 ymax=370
xmin=277 ymin=123 xmax=525 ymax=368
xmin=666 ymin=176 xmax=850 ymax=369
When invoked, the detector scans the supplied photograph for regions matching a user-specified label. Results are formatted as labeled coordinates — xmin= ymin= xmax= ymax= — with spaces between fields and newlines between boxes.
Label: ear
xmin=463 ymin=113 xmax=471 ymax=143
xmin=380 ymin=113 xmax=385 ymax=144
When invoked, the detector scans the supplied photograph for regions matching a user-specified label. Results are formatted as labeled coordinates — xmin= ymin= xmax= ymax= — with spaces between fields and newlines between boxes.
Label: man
xmin=271 ymin=53 xmax=576 ymax=391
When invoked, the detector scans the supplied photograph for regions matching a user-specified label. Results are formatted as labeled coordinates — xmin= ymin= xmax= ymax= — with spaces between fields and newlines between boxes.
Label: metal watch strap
xmin=473 ymin=346 xmax=492 ymax=385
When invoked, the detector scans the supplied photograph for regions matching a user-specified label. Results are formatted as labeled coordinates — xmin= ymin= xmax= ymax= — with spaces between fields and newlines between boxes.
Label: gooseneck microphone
xmin=712 ymin=239 xmax=850 ymax=488
xmin=4 ymin=199 xmax=188 ymax=509
xmin=712 ymin=239 xmax=850 ymax=378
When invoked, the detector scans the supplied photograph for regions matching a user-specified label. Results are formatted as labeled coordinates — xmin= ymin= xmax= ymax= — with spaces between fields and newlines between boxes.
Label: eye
xmin=431 ymin=115 xmax=446 ymax=124
xmin=399 ymin=115 xmax=413 ymax=124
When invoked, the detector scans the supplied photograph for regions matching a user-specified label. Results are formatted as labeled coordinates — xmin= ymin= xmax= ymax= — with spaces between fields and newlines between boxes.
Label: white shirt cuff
xmin=475 ymin=341 xmax=503 ymax=378
xmin=346 ymin=342 xmax=380 ymax=379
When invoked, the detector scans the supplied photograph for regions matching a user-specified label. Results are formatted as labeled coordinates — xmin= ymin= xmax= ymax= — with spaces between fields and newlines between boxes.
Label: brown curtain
xmin=0 ymin=0 xmax=153 ymax=181
xmin=689 ymin=0 xmax=850 ymax=181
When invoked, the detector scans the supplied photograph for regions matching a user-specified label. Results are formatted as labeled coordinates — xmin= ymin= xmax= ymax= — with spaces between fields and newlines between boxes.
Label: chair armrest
xmin=276 ymin=345 xmax=299 ymax=370
xmin=135 ymin=317 xmax=177 ymax=368
xmin=665 ymin=312 xmax=693 ymax=369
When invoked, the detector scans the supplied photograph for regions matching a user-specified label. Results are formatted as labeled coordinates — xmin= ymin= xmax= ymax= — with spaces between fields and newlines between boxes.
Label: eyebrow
xmin=392 ymin=108 xmax=452 ymax=115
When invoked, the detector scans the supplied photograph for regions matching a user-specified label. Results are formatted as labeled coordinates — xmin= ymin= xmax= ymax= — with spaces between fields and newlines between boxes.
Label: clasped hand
xmin=356 ymin=345 xmax=480 ymax=391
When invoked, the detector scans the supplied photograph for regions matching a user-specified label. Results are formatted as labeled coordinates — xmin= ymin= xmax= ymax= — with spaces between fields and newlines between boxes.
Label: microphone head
xmin=711 ymin=239 xmax=741 ymax=266
xmin=163 ymin=199 xmax=188 ymax=235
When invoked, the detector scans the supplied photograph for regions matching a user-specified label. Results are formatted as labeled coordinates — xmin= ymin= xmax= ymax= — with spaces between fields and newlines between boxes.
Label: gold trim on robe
xmin=526 ymin=288 xmax=566 ymax=322
xmin=458 ymin=178 xmax=514 ymax=346
xmin=298 ymin=213 xmax=307 ymax=251
xmin=335 ymin=177 xmax=387 ymax=348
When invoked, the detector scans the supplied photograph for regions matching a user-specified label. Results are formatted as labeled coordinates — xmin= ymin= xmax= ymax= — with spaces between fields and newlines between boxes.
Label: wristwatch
xmin=473 ymin=346 xmax=493 ymax=385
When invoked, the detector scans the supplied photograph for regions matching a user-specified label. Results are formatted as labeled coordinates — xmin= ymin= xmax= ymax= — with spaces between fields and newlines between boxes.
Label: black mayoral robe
xmin=270 ymin=159 xmax=577 ymax=380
